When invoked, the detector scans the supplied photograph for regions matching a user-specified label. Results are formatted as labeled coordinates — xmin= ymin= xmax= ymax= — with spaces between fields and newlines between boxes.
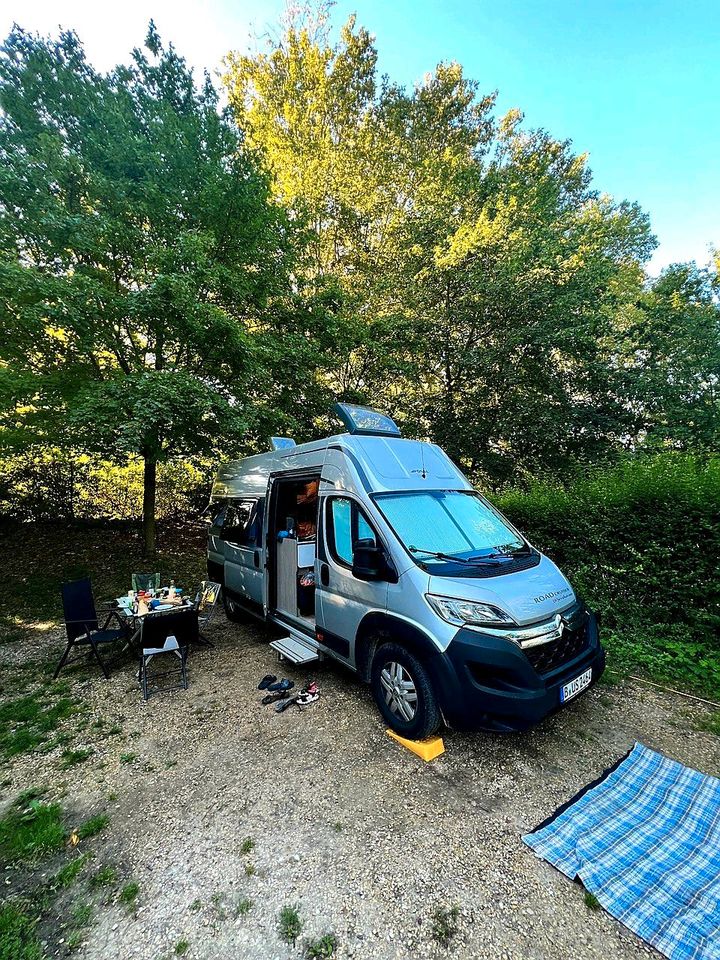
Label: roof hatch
xmin=333 ymin=403 xmax=401 ymax=437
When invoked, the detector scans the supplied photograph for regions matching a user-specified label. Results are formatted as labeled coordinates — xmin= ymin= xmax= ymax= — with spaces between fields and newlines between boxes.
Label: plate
xmin=560 ymin=667 xmax=592 ymax=703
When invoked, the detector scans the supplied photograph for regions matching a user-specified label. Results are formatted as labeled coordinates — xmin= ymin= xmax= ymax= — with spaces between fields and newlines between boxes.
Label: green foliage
xmin=495 ymin=454 xmax=720 ymax=696
xmin=584 ymin=891 xmax=601 ymax=911
xmin=305 ymin=933 xmax=337 ymax=958
xmin=76 ymin=813 xmax=109 ymax=839
xmin=174 ymin=940 xmax=189 ymax=956
xmin=0 ymin=792 xmax=65 ymax=863
xmin=278 ymin=904 xmax=303 ymax=945
xmin=0 ymin=902 xmax=43 ymax=960
xmin=89 ymin=865 xmax=117 ymax=888
xmin=0 ymin=24 xmax=304 ymax=551
xmin=54 ymin=854 xmax=91 ymax=889
xmin=239 ymin=837 xmax=255 ymax=854
xmin=59 ymin=748 xmax=93 ymax=769
xmin=235 ymin=898 xmax=252 ymax=917
xmin=119 ymin=881 xmax=139 ymax=910
xmin=430 ymin=905 xmax=461 ymax=946
xmin=0 ymin=693 xmax=75 ymax=759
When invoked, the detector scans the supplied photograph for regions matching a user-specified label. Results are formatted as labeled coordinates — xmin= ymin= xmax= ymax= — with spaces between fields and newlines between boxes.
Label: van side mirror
xmin=352 ymin=538 xmax=386 ymax=581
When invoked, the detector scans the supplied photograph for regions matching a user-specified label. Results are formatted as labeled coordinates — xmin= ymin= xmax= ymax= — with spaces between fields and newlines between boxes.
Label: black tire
xmin=223 ymin=591 xmax=252 ymax=623
xmin=370 ymin=642 xmax=441 ymax=739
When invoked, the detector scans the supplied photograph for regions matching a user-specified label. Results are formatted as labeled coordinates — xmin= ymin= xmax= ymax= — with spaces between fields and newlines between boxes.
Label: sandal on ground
xmin=302 ymin=681 xmax=319 ymax=696
xmin=268 ymin=678 xmax=294 ymax=692
xmin=297 ymin=691 xmax=319 ymax=706
xmin=274 ymin=694 xmax=300 ymax=713
xmin=262 ymin=691 xmax=289 ymax=705
xmin=258 ymin=674 xmax=277 ymax=690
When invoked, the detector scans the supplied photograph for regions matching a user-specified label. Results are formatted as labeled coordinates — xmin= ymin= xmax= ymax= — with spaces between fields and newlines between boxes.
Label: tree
xmin=619 ymin=261 xmax=720 ymax=451
xmin=224 ymin=7 xmax=656 ymax=484
xmin=0 ymin=23 xmax=297 ymax=553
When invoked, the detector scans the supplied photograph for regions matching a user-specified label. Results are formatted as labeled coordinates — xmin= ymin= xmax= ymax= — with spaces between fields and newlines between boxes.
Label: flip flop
xmin=262 ymin=691 xmax=289 ymax=705
xmin=268 ymin=678 xmax=294 ymax=692
xmin=258 ymin=674 xmax=277 ymax=690
xmin=274 ymin=694 xmax=300 ymax=713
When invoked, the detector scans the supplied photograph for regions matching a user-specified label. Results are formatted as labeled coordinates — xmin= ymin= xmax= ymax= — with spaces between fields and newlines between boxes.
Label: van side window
xmin=328 ymin=497 xmax=377 ymax=568
xmin=224 ymin=499 xmax=260 ymax=547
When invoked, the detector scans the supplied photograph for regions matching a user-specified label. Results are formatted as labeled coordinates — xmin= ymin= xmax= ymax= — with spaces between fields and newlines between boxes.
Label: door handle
xmin=320 ymin=563 xmax=329 ymax=586
xmin=254 ymin=550 xmax=260 ymax=568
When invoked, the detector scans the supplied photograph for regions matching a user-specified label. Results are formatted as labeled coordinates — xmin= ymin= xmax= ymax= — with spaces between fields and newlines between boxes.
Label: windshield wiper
xmin=409 ymin=546 xmax=504 ymax=566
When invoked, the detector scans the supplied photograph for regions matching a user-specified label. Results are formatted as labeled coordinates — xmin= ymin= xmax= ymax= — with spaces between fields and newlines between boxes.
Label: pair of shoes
xmin=258 ymin=675 xmax=294 ymax=693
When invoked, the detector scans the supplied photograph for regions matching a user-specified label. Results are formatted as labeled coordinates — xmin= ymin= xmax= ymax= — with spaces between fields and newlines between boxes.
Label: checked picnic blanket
xmin=523 ymin=742 xmax=720 ymax=960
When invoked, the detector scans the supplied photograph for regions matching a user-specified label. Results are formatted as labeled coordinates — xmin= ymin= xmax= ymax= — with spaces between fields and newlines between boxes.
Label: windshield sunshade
xmin=375 ymin=491 xmax=524 ymax=561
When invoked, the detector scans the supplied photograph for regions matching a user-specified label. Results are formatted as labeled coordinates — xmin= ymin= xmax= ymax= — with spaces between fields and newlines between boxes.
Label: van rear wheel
xmin=370 ymin=642 xmax=441 ymax=740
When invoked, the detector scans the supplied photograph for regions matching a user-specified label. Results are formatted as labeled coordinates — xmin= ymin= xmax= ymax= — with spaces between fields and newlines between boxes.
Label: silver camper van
xmin=208 ymin=404 xmax=605 ymax=738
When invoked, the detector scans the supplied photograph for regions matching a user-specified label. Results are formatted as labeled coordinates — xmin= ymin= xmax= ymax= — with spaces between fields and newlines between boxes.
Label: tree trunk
xmin=142 ymin=456 xmax=157 ymax=557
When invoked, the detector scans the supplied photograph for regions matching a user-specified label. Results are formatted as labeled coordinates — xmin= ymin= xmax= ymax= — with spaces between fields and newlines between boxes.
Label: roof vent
xmin=333 ymin=403 xmax=401 ymax=437
xmin=271 ymin=437 xmax=296 ymax=450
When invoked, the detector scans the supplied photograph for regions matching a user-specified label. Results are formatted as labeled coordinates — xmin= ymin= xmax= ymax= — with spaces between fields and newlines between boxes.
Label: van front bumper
xmin=428 ymin=607 xmax=605 ymax=732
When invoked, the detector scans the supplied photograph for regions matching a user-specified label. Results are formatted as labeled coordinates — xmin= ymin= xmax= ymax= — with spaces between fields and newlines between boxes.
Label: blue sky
xmin=2 ymin=0 xmax=718 ymax=273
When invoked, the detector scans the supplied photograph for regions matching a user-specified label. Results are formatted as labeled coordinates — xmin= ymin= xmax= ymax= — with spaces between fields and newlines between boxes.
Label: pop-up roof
xmin=333 ymin=402 xmax=401 ymax=437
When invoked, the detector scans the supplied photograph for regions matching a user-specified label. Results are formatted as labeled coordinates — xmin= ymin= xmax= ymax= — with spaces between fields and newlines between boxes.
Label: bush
xmin=494 ymin=454 xmax=720 ymax=697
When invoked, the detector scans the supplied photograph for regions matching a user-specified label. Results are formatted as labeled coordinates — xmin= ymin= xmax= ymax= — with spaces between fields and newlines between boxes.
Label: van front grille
xmin=524 ymin=620 xmax=589 ymax=675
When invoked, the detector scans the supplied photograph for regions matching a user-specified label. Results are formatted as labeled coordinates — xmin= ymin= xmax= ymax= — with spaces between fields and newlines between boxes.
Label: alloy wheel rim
xmin=380 ymin=661 xmax=418 ymax=721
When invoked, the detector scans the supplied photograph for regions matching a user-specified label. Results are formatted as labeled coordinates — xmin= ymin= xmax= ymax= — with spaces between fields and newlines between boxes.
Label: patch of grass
xmin=76 ymin=813 xmax=109 ymax=839
xmin=119 ymin=881 xmax=139 ymax=911
xmin=278 ymin=904 xmax=303 ymax=946
xmin=0 ymin=792 xmax=65 ymax=864
xmin=430 ymin=905 xmax=460 ymax=946
xmin=0 ymin=693 xmax=76 ymax=759
xmin=239 ymin=836 xmax=255 ymax=854
xmin=235 ymin=898 xmax=252 ymax=917
xmin=174 ymin=939 xmax=190 ymax=956
xmin=0 ymin=901 xmax=43 ymax=960
xmin=119 ymin=753 xmax=137 ymax=764
xmin=59 ymin=747 xmax=94 ymax=769
xmin=304 ymin=933 xmax=337 ymax=958
xmin=244 ymin=862 xmax=256 ymax=877
xmin=54 ymin=853 xmax=91 ymax=889
xmin=332 ymin=822 xmax=343 ymax=833
xmin=189 ymin=899 xmax=202 ymax=913
xmin=694 ymin=711 xmax=720 ymax=736
xmin=72 ymin=903 xmax=93 ymax=927
xmin=89 ymin=865 xmax=117 ymax=888
xmin=584 ymin=891 xmax=601 ymax=911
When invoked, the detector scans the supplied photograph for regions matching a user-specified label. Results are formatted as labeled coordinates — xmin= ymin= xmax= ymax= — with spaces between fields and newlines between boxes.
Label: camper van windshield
xmin=375 ymin=491 xmax=526 ymax=564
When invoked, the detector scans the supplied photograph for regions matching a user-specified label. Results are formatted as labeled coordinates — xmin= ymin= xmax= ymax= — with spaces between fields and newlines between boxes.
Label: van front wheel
xmin=370 ymin=643 xmax=441 ymax=739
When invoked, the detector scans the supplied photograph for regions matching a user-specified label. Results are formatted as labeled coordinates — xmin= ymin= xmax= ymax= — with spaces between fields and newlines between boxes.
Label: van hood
xmin=426 ymin=554 xmax=576 ymax=627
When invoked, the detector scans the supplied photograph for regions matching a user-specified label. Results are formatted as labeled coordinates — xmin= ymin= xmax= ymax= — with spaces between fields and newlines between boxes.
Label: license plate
xmin=560 ymin=667 xmax=592 ymax=703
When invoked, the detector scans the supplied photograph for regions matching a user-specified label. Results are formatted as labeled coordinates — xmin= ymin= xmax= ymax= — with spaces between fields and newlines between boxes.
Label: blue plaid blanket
xmin=523 ymin=742 xmax=720 ymax=960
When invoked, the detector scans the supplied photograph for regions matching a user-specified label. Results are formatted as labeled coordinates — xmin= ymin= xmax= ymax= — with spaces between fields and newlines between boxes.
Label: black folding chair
xmin=138 ymin=606 xmax=198 ymax=701
xmin=54 ymin=578 xmax=128 ymax=680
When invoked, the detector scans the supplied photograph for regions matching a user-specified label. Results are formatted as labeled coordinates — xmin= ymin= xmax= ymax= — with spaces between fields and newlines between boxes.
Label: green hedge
xmin=494 ymin=454 xmax=720 ymax=698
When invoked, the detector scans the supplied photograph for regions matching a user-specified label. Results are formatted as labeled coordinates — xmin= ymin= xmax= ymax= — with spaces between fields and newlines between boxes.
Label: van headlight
xmin=426 ymin=594 xmax=514 ymax=627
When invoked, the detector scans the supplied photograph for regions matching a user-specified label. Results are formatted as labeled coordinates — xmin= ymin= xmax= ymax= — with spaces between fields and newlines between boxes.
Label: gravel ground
xmin=3 ymin=612 xmax=720 ymax=960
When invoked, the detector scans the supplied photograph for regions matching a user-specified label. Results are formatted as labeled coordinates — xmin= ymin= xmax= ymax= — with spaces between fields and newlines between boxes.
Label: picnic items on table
xmin=54 ymin=578 xmax=129 ymax=680
xmin=523 ymin=742 xmax=720 ymax=960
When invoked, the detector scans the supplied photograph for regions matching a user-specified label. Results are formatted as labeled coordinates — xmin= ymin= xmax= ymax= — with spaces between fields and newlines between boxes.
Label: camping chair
xmin=131 ymin=572 xmax=161 ymax=594
xmin=138 ymin=606 xmax=198 ymax=701
xmin=194 ymin=581 xmax=221 ymax=647
xmin=54 ymin=578 xmax=128 ymax=680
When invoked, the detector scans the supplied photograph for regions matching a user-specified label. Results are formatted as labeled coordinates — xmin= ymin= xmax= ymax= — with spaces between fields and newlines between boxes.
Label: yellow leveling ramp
xmin=386 ymin=729 xmax=445 ymax=761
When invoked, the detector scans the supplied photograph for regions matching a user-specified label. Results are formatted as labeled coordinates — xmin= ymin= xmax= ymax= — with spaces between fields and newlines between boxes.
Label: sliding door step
xmin=270 ymin=633 xmax=320 ymax=665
